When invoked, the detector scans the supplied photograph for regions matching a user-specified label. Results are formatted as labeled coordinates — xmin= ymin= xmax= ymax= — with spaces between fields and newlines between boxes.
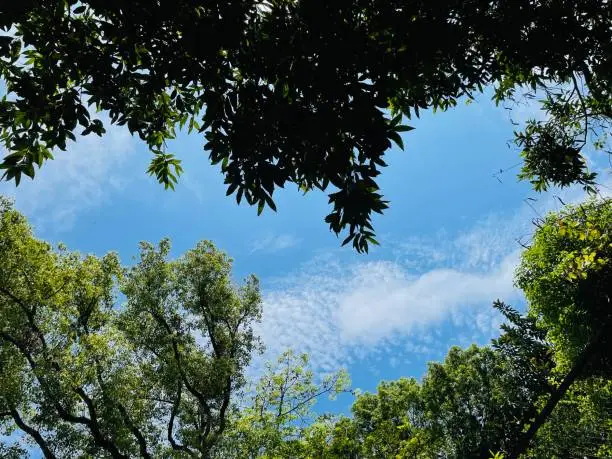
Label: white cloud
xmin=255 ymin=180 xmax=610 ymax=374
xmin=255 ymin=248 xmax=521 ymax=374
xmin=250 ymin=233 xmax=301 ymax=253
xmin=0 ymin=118 xmax=137 ymax=231
xmin=336 ymin=252 xmax=520 ymax=344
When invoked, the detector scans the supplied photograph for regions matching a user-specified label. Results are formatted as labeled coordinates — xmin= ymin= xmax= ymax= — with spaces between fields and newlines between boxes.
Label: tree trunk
xmin=508 ymin=320 xmax=610 ymax=458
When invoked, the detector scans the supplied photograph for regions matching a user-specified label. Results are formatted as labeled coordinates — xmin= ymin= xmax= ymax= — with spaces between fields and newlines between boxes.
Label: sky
xmin=2 ymin=91 xmax=611 ymax=427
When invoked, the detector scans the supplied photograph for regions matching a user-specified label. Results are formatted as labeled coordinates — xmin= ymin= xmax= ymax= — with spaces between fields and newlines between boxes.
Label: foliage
xmin=2 ymin=197 xmax=612 ymax=457
xmin=516 ymin=199 xmax=612 ymax=376
xmin=527 ymin=378 xmax=612 ymax=458
xmin=273 ymin=302 xmax=610 ymax=459
xmin=0 ymin=197 xmax=262 ymax=457
xmin=215 ymin=350 xmax=350 ymax=458
xmin=1 ymin=1 xmax=611 ymax=251
xmin=350 ymin=377 xmax=428 ymax=458
xmin=418 ymin=344 xmax=543 ymax=458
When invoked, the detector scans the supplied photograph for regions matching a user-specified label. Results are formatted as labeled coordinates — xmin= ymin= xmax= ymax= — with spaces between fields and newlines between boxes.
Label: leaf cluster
xmin=2 ymin=1 xmax=611 ymax=250
xmin=0 ymin=198 xmax=262 ymax=457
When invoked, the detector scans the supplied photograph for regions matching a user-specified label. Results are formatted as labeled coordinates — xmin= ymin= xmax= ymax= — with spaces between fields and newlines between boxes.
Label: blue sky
xmin=2 ymin=91 xmax=610 ymax=426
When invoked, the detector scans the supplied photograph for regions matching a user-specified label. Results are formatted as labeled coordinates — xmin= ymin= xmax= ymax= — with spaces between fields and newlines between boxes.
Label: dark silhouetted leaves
xmin=1 ymin=1 xmax=611 ymax=251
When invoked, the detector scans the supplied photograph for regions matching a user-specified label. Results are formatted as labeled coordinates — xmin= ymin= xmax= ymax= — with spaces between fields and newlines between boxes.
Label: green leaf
xmin=388 ymin=131 xmax=404 ymax=150
xmin=264 ymin=193 xmax=277 ymax=212
xmin=341 ymin=233 xmax=355 ymax=246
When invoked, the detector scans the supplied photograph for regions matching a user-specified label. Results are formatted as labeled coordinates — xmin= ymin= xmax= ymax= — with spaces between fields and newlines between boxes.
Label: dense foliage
xmin=517 ymin=200 xmax=612 ymax=377
xmin=2 ymin=1 xmax=611 ymax=250
xmin=294 ymin=352 xmax=610 ymax=458
xmin=1 ymin=198 xmax=611 ymax=457
xmin=0 ymin=196 xmax=262 ymax=457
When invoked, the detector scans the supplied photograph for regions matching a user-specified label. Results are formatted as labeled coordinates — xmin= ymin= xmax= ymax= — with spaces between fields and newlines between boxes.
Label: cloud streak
xmin=250 ymin=233 xmax=302 ymax=254
xmin=255 ymin=180 xmax=609 ymax=373
xmin=336 ymin=252 xmax=519 ymax=344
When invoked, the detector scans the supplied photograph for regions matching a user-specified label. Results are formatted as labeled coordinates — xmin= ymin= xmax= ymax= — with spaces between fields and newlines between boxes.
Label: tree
xmin=348 ymin=377 xmax=430 ymax=458
xmin=417 ymin=337 xmax=552 ymax=459
xmin=508 ymin=198 xmax=612 ymax=457
xmin=0 ymin=196 xmax=262 ymax=457
xmin=299 ymin=300 xmax=609 ymax=459
xmin=2 ymin=1 xmax=611 ymax=251
xmin=215 ymin=350 xmax=350 ymax=458
xmin=527 ymin=378 xmax=612 ymax=458
xmin=293 ymin=311 xmax=554 ymax=459
xmin=310 ymin=416 xmax=362 ymax=459
xmin=516 ymin=199 xmax=612 ymax=377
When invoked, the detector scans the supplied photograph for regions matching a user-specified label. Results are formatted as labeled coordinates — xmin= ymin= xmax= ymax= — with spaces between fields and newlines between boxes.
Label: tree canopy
xmin=294 ymin=340 xmax=610 ymax=458
xmin=1 ymin=1 xmax=611 ymax=251
xmin=1 ymin=197 xmax=611 ymax=457
xmin=516 ymin=199 xmax=612 ymax=377
xmin=0 ymin=196 xmax=262 ymax=457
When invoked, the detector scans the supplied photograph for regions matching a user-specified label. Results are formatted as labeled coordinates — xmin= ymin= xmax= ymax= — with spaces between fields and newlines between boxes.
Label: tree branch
xmin=9 ymin=408 xmax=57 ymax=459
xmin=167 ymin=384 xmax=196 ymax=456
xmin=509 ymin=318 xmax=611 ymax=458
xmin=571 ymin=72 xmax=589 ymax=146
xmin=280 ymin=385 xmax=339 ymax=419
xmin=147 ymin=309 xmax=211 ymax=410
xmin=0 ymin=331 xmax=126 ymax=458
xmin=92 ymin=359 xmax=152 ymax=459
xmin=74 ymin=387 xmax=128 ymax=459
xmin=0 ymin=285 xmax=48 ymax=350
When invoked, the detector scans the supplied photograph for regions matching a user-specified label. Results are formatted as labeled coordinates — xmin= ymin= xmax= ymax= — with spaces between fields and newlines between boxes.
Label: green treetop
xmin=0 ymin=196 xmax=262 ymax=457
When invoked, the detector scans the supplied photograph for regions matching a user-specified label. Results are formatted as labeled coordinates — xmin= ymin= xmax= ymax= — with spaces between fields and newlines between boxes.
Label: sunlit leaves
xmin=146 ymin=153 xmax=183 ymax=190
xmin=0 ymin=200 xmax=262 ymax=457
xmin=516 ymin=199 xmax=612 ymax=377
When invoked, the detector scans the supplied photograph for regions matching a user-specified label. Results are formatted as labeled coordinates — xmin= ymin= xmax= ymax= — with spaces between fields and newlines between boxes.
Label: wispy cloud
xmin=0 ymin=118 xmax=136 ymax=231
xmin=335 ymin=252 xmax=519 ymax=345
xmin=254 ymin=181 xmax=608 ymax=374
xmin=250 ymin=233 xmax=301 ymax=254
xmin=255 ymin=250 xmax=520 ymax=374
